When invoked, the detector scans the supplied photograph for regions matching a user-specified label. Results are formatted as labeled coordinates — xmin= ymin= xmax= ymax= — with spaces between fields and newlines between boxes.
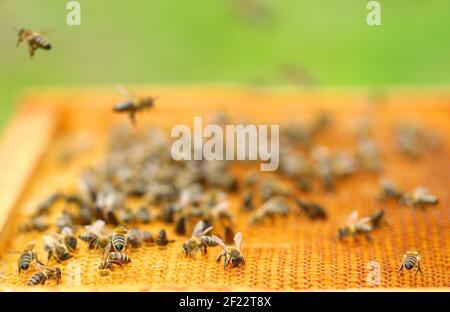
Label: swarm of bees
xmin=12 ymin=107 xmax=442 ymax=286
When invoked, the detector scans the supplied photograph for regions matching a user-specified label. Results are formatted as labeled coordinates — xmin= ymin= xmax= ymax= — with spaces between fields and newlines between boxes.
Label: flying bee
xmin=113 ymin=86 xmax=160 ymax=125
xmin=338 ymin=211 xmax=375 ymax=241
xmin=99 ymin=252 xmax=131 ymax=270
xmin=398 ymin=250 xmax=422 ymax=276
xmin=18 ymin=244 xmax=43 ymax=273
xmin=156 ymin=229 xmax=175 ymax=246
xmin=13 ymin=27 xmax=52 ymax=58
xmin=400 ymin=187 xmax=438 ymax=208
xmin=296 ymin=199 xmax=327 ymax=220
xmin=182 ymin=221 xmax=217 ymax=257
xmin=42 ymin=235 xmax=72 ymax=263
xmin=79 ymin=220 xmax=109 ymax=249
xmin=109 ymin=226 xmax=129 ymax=252
xmin=213 ymin=232 xmax=245 ymax=269
xmin=28 ymin=264 xmax=71 ymax=286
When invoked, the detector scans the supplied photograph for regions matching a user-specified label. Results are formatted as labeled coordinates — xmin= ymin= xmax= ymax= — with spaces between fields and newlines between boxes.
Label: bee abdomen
xmin=33 ymin=36 xmax=51 ymax=50
xmin=404 ymin=256 xmax=418 ymax=269
xmin=200 ymin=236 xmax=218 ymax=247
xmin=28 ymin=272 xmax=46 ymax=286
xmin=113 ymin=101 xmax=134 ymax=112
xmin=109 ymin=252 xmax=131 ymax=264
xmin=79 ymin=232 xmax=96 ymax=243
xmin=18 ymin=252 xmax=32 ymax=271
xmin=112 ymin=233 xmax=127 ymax=251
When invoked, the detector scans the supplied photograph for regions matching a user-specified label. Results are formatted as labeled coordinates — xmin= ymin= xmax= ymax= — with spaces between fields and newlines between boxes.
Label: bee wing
xmin=192 ymin=220 xmax=206 ymax=238
xmin=88 ymin=220 xmax=105 ymax=236
xmin=116 ymin=85 xmax=138 ymax=102
xmin=234 ymin=232 xmax=243 ymax=251
xmin=101 ymin=240 xmax=111 ymax=265
xmin=357 ymin=217 xmax=371 ymax=226
xmin=61 ymin=226 xmax=73 ymax=236
xmin=347 ymin=211 xmax=359 ymax=224
xmin=42 ymin=235 xmax=55 ymax=247
xmin=200 ymin=226 xmax=213 ymax=237
xmin=211 ymin=235 xmax=227 ymax=250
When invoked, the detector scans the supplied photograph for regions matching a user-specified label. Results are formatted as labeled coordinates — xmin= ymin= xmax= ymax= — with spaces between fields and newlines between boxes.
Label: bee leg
xmin=201 ymin=243 xmax=207 ymax=256
xmin=216 ymin=253 xmax=223 ymax=263
xmin=224 ymin=255 xmax=229 ymax=270
xmin=398 ymin=263 xmax=404 ymax=274
xmin=129 ymin=112 xmax=137 ymax=126
xmin=415 ymin=262 xmax=422 ymax=276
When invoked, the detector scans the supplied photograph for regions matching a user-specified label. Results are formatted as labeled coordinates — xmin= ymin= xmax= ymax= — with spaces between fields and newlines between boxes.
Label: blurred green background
xmin=0 ymin=0 xmax=449 ymax=129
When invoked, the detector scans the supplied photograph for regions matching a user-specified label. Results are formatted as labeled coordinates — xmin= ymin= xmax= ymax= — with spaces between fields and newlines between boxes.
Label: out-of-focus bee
xmin=338 ymin=210 xmax=385 ymax=241
xmin=395 ymin=124 xmax=422 ymax=158
xmin=244 ymin=171 xmax=258 ymax=187
xmin=42 ymin=235 xmax=72 ymax=263
xmin=398 ymin=250 xmax=422 ymax=276
xmin=117 ymin=207 xmax=135 ymax=224
xmin=213 ymin=232 xmax=245 ymax=269
xmin=376 ymin=179 xmax=403 ymax=202
xmin=79 ymin=220 xmax=109 ymax=249
xmin=18 ymin=244 xmax=43 ymax=273
xmin=182 ymin=221 xmax=217 ymax=257
xmin=296 ymin=199 xmax=327 ymax=220
xmin=311 ymin=146 xmax=334 ymax=192
xmin=260 ymin=179 xmax=292 ymax=201
xmin=241 ymin=192 xmax=254 ymax=211
xmin=156 ymin=229 xmax=175 ymax=246
xmin=34 ymin=192 xmax=64 ymax=216
xmin=20 ymin=215 xmax=49 ymax=232
xmin=28 ymin=265 xmax=65 ymax=286
xmin=13 ymin=27 xmax=52 ymax=58
xmin=113 ymin=86 xmax=159 ymax=125
xmin=135 ymin=206 xmax=151 ymax=224
xmin=109 ymin=226 xmax=128 ymax=252
xmin=400 ymin=187 xmax=438 ymax=208
xmin=127 ymin=228 xmax=153 ymax=248
xmin=356 ymin=139 xmax=381 ymax=172
xmin=249 ymin=196 xmax=290 ymax=225
xmin=58 ymin=227 xmax=78 ymax=252
xmin=332 ymin=151 xmax=358 ymax=178
xmin=99 ymin=252 xmax=131 ymax=270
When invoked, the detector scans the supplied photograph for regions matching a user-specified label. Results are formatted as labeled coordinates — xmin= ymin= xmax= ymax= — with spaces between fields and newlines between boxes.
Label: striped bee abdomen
xmin=28 ymin=272 xmax=46 ymax=286
xmin=113 ymin=101 xmax=134 ymax=112
xmin=404 ymin=255 xmax=418 ymax=270
xmin=200 ymin=236 xmax=219 ymax=247
xmin=32 ymin=35 xmax=51 ymax=50
xmin=111 ymin=233 xmax=127 ymax=251
xmin=109 ymin=252 xmax=131 ymax=264
xmin=18 ymin=251 xmax=32 ymax=272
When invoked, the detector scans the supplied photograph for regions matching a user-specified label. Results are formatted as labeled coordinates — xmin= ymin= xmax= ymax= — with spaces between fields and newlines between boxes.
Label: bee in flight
xmin=13 ymin=27 xmax=52 ymax=58
xmin=17 ymin=244 xmax=43 ymax=273
xmin=182 ymin=221 xmax=218 ymax=257
xmin=113 ymin=86 xmax=159 ymax=125
xmin=398 ymin=250 xmax=422 ymax=276
xmin=28 ymin=264 xmax=71 ymax=286
xmin=212 ymin=232 xmax=245 ymax=269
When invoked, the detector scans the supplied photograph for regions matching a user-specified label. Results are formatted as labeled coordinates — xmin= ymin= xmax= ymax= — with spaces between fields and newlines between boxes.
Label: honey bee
xmin=240 ymin=192 xmax=254 ymax=211
xmin=127 ymin=228 xmax=151 ymax=248
xmin=59 ymin=227 xmax=78 ymax=252
xmin=79 ymin=220 xmax=109 ymax=249
xmin=156 ymin=229 xmax=175 ymax=246
xmin=99 ymin=252 xmax=131 ymax=270
xmin=28 ymin=264 xmax=71 ymax=286
xmin=42 ymin=235 xmax=72 ymax=263
xmin=377 ymin=179 xmax=403 ymax=202
xmin=249 ymin=196 xmax=290 ymax=225
xmin=398 ymin=250 xmax=422 ymax=276
xmin=182 ymin=221 xmax=217 ymax=257
xmin=18 ymin=244 xmax=43 ymax=273
xmin=135 ymin=206 xmax=151 ymax=224
xmin=338 ymin=211 xmax=375 ymax=241
xmin=13 ymin=27 xmax=52 ymax=58
xmin=296 ymin=199 xmax=327 ymax=220
xmin=113 ymin=86 xmax=159 ymax=125
xmin=109 ymin=226 xmax=129 ymax=252
xmin=213 ymin=232 xmax=245 ymax=269
xmin=20 ymin=215 xmax=49 ymax=232
xmin=34 ymin=192 xmax=64 ymax=216
xmin=400 ymin=187 xmax=438 ymax=208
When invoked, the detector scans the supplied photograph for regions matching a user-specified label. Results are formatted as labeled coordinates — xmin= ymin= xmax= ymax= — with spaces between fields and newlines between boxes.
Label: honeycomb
xmin=0 ymin=88 xmax=448 ymax=291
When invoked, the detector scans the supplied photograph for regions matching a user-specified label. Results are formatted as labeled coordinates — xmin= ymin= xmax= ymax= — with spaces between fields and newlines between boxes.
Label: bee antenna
xmin=11 ymin=26 xmax=19 ymax=32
